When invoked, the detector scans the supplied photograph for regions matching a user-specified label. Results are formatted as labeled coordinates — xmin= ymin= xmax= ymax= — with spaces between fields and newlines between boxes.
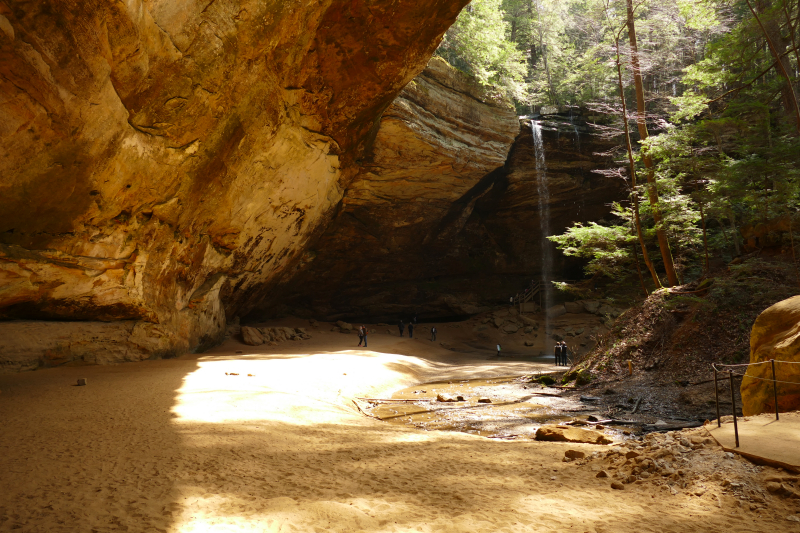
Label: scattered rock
xmin=502 ymin=323 xmax=520 ymax=334
xmin=582 ymin=300 xmax=601 ymax=314
xmin=565 ymin=450 xmax=585 ymax=460
xmin=241 ymin=326 xmax=264 ymax=345
xmin=535 ymin=425 xmax=612 ymax=445
xmin=477 ymin=397 xmax=492 ymax=403
xmin=547 ymin=304 xmax=567 ymax=318
xmin=596 ymin=470 xmax=609 ymax=478
xmin=76 ymin=378 xmax=87 ymax=386
xmin=336 ymin=321 xmax=353 ymax=331
xmin=787 ymin=515 xmax=800 ymax=523
xmin=564 ymin=302 xmax=583 ymax=314
xmin=611 ymin=481 xmax=625 ymax=490
xmin=437 ymin=393 xmax=457 ymax=402
xmin=456 ymin=395 xmax=466 ymax=402
xmin=524 ymin=340 xmax=535 ymax=346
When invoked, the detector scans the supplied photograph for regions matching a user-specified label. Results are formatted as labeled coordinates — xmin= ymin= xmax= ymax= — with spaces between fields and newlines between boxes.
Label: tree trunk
xmin=747 ymin=0 xmax=800 ymax=134
xmin=699 ymin=202 xmax=710 ymax=273
xmin=615 ymin=36 xmax=661 ymax=289
xmin=626 ymin=0 xmax=680 ymax=287
xmin=533 ymin=0 xmax=556 ymax=105
xmin=730 ymin=213 xmax=741 ymax=255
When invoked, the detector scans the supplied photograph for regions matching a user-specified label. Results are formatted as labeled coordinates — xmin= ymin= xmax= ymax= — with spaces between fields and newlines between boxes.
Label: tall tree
xmin=626 ymin=0 xmax=681 ymax=286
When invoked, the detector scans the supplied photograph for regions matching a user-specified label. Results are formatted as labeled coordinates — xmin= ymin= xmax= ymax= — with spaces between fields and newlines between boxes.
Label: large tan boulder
xmin=741 ymin=295 xmax=800 ymax=415
xmin=241 ymin=327 xmax=264 ymax=346
xmin=534 ymin=425 xmax=612 ymax=445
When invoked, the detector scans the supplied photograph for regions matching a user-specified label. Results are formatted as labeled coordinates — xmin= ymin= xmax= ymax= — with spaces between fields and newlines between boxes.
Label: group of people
xmin=358 ymin=318 xmax=439 ymax=348
xmin=554 ymin=341 xmax=570 ymax=366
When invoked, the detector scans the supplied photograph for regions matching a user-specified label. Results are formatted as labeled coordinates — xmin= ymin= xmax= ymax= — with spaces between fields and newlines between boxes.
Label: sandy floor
xmin=0 ymin=327 xmax=790 ymax=532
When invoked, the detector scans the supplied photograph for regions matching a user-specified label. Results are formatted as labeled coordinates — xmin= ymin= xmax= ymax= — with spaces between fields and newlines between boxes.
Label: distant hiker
xmin=496 ymin=344 xmax=502 ymax=357
xmin=361 ymin=326 xmax=368 ymax=348
xmin=398 ymin=320 xmax=405 ymax=337
xmin=408 ymin=322 xmax=414 ymax=338
xmin=430 ymin=326 xmax=437 ymax=342
xmin=554 ymin=342 xmax=562 ymax=366
xmin=357 ymin=326 xmax=365 ymax=347
xmin=562 ymin=341 xmax=569 ymax=366
xmin=413 ymin=314 xmax=417 ymax=324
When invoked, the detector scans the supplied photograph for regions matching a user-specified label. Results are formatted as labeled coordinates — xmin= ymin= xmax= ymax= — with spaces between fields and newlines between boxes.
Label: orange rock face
xmin=740 ymin=295 xmax=800 ymax=416
xmin=0 ymin=0 xmax=468 ymax=370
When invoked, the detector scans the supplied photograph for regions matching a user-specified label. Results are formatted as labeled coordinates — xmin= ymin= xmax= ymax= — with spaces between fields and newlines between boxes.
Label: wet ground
xmin=360 ymin=374 xmax=638 ymax=441
xmin=361 ymin=365 xmax=718 ymax=441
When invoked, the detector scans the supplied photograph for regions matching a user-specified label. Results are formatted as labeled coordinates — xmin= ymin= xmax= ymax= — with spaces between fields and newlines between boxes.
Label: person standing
xmin=496 ymin=343 xmax=502 ymax=357
xmin=430 ymin=326 xmax=437 ymax=342
xmin=398 ymin=320 xmax=405 ymax=337
xmin=562 ymin=341 xmax=569 ymax=367
xmin=408 ymin=322 xmax=414 ymax=339
xmin=554 ymin=342 xmax=562 ymax=366
xmin=361 ymin=326 xmax=368 ymax=348
xmin=357 ymin=326 xmax=365 ymax=347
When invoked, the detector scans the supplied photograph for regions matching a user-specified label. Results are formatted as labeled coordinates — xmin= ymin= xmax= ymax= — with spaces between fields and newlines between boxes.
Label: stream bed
xmin=360 ymin=375 xmax=640 ymax=441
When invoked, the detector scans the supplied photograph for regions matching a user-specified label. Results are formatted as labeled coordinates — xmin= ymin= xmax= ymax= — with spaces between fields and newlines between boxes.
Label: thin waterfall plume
xmin=532 ymin=120 xmax=553 ymax=355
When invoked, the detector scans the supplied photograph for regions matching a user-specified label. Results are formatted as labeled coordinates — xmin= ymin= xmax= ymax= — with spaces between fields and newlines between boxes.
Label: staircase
xmin=511 ymin=280 xmax=542 ymax=314
xmin=511 ymin=279 xmax=577 ymax=314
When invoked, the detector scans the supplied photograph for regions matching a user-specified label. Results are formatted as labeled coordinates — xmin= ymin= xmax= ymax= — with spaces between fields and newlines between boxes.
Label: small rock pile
xmin=567 ymin=426 xmax=800 ymax=517
xmin=241 ymin=326 xmax=311 ymax=346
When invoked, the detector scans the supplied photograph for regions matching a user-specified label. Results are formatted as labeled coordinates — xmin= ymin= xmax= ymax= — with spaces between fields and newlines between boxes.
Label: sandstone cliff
xmin=0 ymin=0 xmax=468 ymax=371
xmin=268 ymin=79 xmax=626 ymax=321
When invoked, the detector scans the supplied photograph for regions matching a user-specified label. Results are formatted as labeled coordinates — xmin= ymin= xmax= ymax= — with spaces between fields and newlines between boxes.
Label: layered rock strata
xmin=0 ymin=0 xmax=468 ymax=371
xmin=272 ymin=105 xmax=626 ymax=321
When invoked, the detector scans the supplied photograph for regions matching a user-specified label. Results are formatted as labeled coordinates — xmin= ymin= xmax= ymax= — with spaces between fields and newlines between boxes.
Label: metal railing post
xmin=729 ymin=370 xmax=739 ymax=448
xmin=714 ymin=367 xmax=720 ymax=427
xmin=771 ymin=359 xmax=779 ymax=421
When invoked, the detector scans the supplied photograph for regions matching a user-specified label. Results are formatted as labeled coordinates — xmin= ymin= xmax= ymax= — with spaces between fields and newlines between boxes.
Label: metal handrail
xmin=712 ymin=358 xmax=800 ymax=447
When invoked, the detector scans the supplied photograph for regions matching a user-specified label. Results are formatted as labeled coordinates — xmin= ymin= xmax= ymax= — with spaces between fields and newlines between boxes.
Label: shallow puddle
xmin=361 ymin=375 xmax=635 ymax=441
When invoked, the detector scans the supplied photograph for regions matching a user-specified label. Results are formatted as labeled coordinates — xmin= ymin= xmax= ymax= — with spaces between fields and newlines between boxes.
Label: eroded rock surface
xmin=741 ymin=295 xmax=800 ymax=415
xmin=0 ymin=0 xmax=468 ymax=370
xmin=274 ymin=109 xmax=625 ymax=321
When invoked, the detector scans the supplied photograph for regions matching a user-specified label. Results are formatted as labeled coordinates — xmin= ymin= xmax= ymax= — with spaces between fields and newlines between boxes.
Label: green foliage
xmin=437 ymin=0 xmax=528 ymax=101
xmin=547 ymin=219 xmax=633 ymax=279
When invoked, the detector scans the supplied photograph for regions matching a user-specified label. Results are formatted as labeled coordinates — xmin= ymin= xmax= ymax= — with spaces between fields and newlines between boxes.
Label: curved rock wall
xmin=0 ymin=0 xmax=468 ymax=371
xmin=268 ymin=75 xmax=626 ymax=321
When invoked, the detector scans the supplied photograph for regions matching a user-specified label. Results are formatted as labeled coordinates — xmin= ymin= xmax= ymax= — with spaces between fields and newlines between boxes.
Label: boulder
xmin=564 ymin=449 xmax=585 ymax=460
xmin=493 ymin=317 xmax=504 ymax=328
xmin=564 ymin=302 xmax=584 ymax=314
xmin=582 ymin=300 xmax=601 ymax=314
xmin=534 ymin=425 xmax=612 ymax=445
xmin=519 ymin=315 xmax=538 ymax=328
xmin=524 ymin=326 xmax=534 ymax=334
xmin=241 ymin=327 xmax=264 ymax=346
xmin=547 ymin=305 xmax=567 ymax=318
xmin=741 ymin=295 xmax=800 ymax=415
xmin=336 ymin=321 xmax=353 ymax=331
xmin=502 ymin=323 xmax=520 ymax=334
xmin=437 ymin=393 xmax=457 ymax=402
xmin=524 ymin=341 xmax=534 ymax=347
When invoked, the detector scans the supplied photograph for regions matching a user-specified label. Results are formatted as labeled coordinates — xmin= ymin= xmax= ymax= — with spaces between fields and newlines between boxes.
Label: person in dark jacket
xmin=398 ymin=320 xmax=405 ymax=337
xmin=554 ymin=342 xmax=562 ymax=366
xmin=561 ymin=341 xmax=569 ymax=366
xmin=408 ymin=322 xmax=414 ymax=338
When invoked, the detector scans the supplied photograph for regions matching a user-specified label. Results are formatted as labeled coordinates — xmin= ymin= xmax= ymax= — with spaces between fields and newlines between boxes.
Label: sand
xmin=0 ymin=325 xmax=791 ymax=532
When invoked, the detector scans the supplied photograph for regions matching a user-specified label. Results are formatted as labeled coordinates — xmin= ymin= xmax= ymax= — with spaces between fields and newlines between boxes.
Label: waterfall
xmin=532 ymin=121 xmax=553 ymax=354
xmin=568 ymin=111 xmax=580 ymax=153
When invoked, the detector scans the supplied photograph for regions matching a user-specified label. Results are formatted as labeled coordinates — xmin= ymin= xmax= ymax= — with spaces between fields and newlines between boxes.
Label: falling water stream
xmin=532 ymin=121 xmax=553 ymax=353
